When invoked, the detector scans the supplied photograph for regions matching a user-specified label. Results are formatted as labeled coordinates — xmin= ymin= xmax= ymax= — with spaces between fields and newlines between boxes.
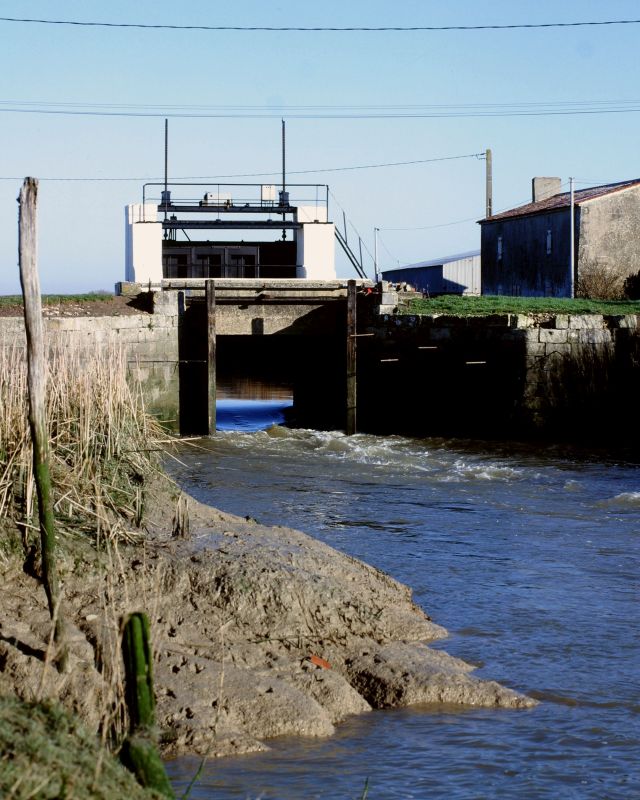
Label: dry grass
xmin=576 ymin=260 xmax=626 ymax=300
xmin=0 ymin=341 xmax=164 ymax=551
xmin=0 ymin=341 xmax=179 ymax=794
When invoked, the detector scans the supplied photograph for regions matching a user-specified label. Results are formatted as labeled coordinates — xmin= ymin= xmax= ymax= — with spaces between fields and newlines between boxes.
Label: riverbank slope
xmin=0 ymin=472 xmax=536 ymax=763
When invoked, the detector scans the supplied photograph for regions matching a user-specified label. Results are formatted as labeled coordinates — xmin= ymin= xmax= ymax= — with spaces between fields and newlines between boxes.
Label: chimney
xmin=532 ymin=177 xmax=562 ymax=203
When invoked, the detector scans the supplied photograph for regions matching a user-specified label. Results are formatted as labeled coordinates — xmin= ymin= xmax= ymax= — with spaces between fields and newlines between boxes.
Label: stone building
xmin=479 ymin=177 xmax=640 ymax=297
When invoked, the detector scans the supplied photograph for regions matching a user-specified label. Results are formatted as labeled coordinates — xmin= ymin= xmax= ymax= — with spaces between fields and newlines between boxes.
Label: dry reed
xmin=0 ymin=340 xmax=163 ymax=547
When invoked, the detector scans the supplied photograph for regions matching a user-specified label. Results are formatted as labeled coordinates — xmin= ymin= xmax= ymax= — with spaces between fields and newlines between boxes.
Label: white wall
xmin=296 ymin=222 xmax=336 ymax=279
xmin=295 ymin=205 xmax=328 ymax=224
xmin=124 ymin=204 xmax=163 ymax=283
xmin=443 ymin=253 xmax=481 ymax=295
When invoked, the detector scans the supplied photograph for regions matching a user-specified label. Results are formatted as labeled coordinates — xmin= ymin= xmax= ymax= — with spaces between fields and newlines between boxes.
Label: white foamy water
xmin=596 ymin=491 xmax=640 ymax=508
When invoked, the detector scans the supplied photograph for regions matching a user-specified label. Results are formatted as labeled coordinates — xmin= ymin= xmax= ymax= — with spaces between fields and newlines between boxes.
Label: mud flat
xmin=0 ymin=477 xmax=536 ymax=760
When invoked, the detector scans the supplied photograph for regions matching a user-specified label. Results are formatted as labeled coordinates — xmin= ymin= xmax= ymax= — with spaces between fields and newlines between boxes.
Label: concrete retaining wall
xmin=2 ymin=296 xmax=638 ymax=444
xmin=360 ymin=312 xmax=640 ymax=443
xmin=0 ymin=304 xmax=180 ymax=422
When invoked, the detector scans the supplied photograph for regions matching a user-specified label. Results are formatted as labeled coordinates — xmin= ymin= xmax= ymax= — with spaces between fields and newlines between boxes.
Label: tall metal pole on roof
xmin=281 ymin=118 xmax=287 ymax=241
xmin=570 ymin=177 xmax=575 ymax=298
xmin=164 ymin=119 xmax=168 ymax=200
xmin=163 ymin=119 xmax=169 ymax=233
xmin=485 ymin=148 xmax=493 ymax=219
xmin=374 ymin=227 xmax=380 ymax=283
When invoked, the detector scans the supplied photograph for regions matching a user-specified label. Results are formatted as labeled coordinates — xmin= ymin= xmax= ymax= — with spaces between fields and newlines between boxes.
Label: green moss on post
xmin=122 ymin=612 xmax=155 ymax=731
xmin=120 ymin=735 xmax=175 ymax=798
xmin=120 ymin=612 xmax=175 ymax=799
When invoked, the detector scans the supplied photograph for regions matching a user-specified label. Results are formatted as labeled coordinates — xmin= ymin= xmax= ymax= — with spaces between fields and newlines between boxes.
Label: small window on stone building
xmin=497 ymin=236 xmax=503 ymax=261
xmin=546 ymin=229 xmax=552 ymax=255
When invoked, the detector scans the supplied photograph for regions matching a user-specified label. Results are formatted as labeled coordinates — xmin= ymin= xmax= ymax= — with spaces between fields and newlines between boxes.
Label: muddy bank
xmin=0 ymin=477 xmax=536 ymax=759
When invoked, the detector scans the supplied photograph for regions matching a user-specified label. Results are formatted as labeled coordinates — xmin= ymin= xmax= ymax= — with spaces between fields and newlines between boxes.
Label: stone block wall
xmin=510 ymin=313 xmax=639 ymax=435
xmin=361 ymin=312 xmax=640 ymax=442
xmin=0 ymin=304 xmax=180 ymax=422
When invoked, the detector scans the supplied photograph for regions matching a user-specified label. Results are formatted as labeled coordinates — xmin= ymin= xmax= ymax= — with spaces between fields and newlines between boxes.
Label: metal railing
xmin=143 ymin=182 xmax=329 ymax=212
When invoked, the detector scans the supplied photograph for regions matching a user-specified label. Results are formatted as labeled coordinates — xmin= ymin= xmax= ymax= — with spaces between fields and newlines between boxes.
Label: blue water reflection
xmin=216 ymin=399 xmax=292 ymax=432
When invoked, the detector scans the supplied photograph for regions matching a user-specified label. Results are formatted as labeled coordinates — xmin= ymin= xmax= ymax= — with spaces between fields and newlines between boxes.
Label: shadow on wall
xmin=177 ymin=299 xmax=348 ymax=435
xmin=530 ymin=329 xmax=640 ymax=444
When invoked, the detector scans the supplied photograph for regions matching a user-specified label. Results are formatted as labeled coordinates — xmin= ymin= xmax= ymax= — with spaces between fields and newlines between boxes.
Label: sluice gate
xmin=113 ymin=278 xmax=640 ymax=445
xmin=171 ymin=278 xmax=375 ymax=435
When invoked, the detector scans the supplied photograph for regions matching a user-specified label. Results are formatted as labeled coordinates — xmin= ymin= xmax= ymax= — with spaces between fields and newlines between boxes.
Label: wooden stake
xmin=121 ymin=612 xmax=156 ymax=731
xmin=206 ymin=279 xmax=216 ymax=435
xmin=346 ymin=279 xmax=357 ymax=435
xmin=18 ymin=177 xmax=67 ymax=673
xmin=120 ymin=612 xmax=175 ymax=798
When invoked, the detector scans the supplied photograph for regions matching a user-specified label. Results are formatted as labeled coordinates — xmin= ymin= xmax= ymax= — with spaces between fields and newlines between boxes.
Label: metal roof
xmin=479 ymin=178 xmax=640 ymax=224
xmin=381 ymin=249 xmax=480 ymax=273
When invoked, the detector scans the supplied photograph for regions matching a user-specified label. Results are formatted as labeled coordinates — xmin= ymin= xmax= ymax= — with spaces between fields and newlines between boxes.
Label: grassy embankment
xmin=399 ymin=294 xmax=640 ymax=317
xmin=0 ymin=342 xmax=166 ymax=799
xmin=0 ymin=293 xmax=113 ymax=308
xmin=0 ymin=696 xmax=165 ymax=800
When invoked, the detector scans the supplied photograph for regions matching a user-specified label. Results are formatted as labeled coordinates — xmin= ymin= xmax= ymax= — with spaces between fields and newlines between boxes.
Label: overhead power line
xmin=1 ymin=16 xmax=640 ymax=32
xmin=0 ymin=151 xmax=484 ymax=182
xmin=1 ymin=99 xmax=637 ymax=111
xmin=1 ymin=101 xmax=640 ymax=120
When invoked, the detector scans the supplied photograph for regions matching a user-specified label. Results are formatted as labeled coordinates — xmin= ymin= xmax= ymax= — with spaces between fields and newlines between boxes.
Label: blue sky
xmin=1 ymin=0 xmax=640 ymax=292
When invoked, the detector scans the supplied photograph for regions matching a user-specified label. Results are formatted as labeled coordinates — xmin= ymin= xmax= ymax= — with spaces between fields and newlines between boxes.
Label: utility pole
xmin=569 ymin=177 xmax=575 ymax=298
xmin=485 ymin=148 xmax=493 ymax=219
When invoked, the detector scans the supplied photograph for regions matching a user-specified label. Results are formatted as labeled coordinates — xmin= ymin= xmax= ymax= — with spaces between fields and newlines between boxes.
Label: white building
xmin=124 ymin=183 xmax=337 ymax=285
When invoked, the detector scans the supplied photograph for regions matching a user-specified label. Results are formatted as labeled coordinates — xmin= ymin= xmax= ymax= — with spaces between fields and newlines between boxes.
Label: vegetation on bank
xmin=0 ymin=292 xmax=113 ymax=308
xmin=399 ymin=294 xmax=640 ymax=317
xmin=0 ymin=343 xmax=162 ymax=556
xmin=0 ymin=343 xmax=172 ymax=797
xmin=0 ymin=696 xmax=163 ymax=800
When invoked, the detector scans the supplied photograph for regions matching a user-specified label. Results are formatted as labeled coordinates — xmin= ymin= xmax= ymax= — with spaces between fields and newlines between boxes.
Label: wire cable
xmin=1 ymin=16 xmax=640 ymax=32
xmin=1 ymin=105 xmax=639 ymax=119
xmin=0 ymin=152 xmax=485 ymax=181
xmin=1 ymin=99 xmax=638 ymax=112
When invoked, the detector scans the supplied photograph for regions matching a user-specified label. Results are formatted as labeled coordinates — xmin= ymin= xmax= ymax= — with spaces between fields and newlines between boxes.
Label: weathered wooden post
xmin=206 ymin=279 xmax=216 ymax=435
xmin=346 ymin=279 xmax=357 ymax=435
xmin=18 ymin=177 xmax=68 ymax=673
xmin=120 ymin=612 xmax=175 ymax=798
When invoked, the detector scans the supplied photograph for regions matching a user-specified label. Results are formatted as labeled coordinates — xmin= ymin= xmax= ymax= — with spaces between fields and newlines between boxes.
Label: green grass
xmin=400 ymin=294 xmax=640 ymax=317
xmin=0 ymin=696 xmax=164 ymax=799
xmin=0 ymin=292 xmax=113 ymax=307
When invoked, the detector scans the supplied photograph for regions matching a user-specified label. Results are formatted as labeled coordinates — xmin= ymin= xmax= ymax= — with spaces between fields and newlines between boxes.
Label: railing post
xmin=346 ymin=279 xmax=357 ymax=435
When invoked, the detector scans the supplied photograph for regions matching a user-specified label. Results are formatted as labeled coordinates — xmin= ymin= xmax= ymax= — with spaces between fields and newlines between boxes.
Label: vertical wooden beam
xmin=18 ymin=177 xmax=67 ymax=672
xmin=206 ymin=279 xmax=216 ymax=435
xmin=346 ymin=279 xmax=357 ymax=435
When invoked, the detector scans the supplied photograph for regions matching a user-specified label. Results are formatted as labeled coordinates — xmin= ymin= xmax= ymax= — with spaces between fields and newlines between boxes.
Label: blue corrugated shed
xmin=381 ymin=250 xmax=480 ymax=295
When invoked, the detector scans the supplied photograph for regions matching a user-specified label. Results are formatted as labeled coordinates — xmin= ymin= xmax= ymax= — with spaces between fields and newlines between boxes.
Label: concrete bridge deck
xmin=119 ymin=278 xmax=379 ymax=336
xmin=164 ymin=278 xmax=372 ymax=300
